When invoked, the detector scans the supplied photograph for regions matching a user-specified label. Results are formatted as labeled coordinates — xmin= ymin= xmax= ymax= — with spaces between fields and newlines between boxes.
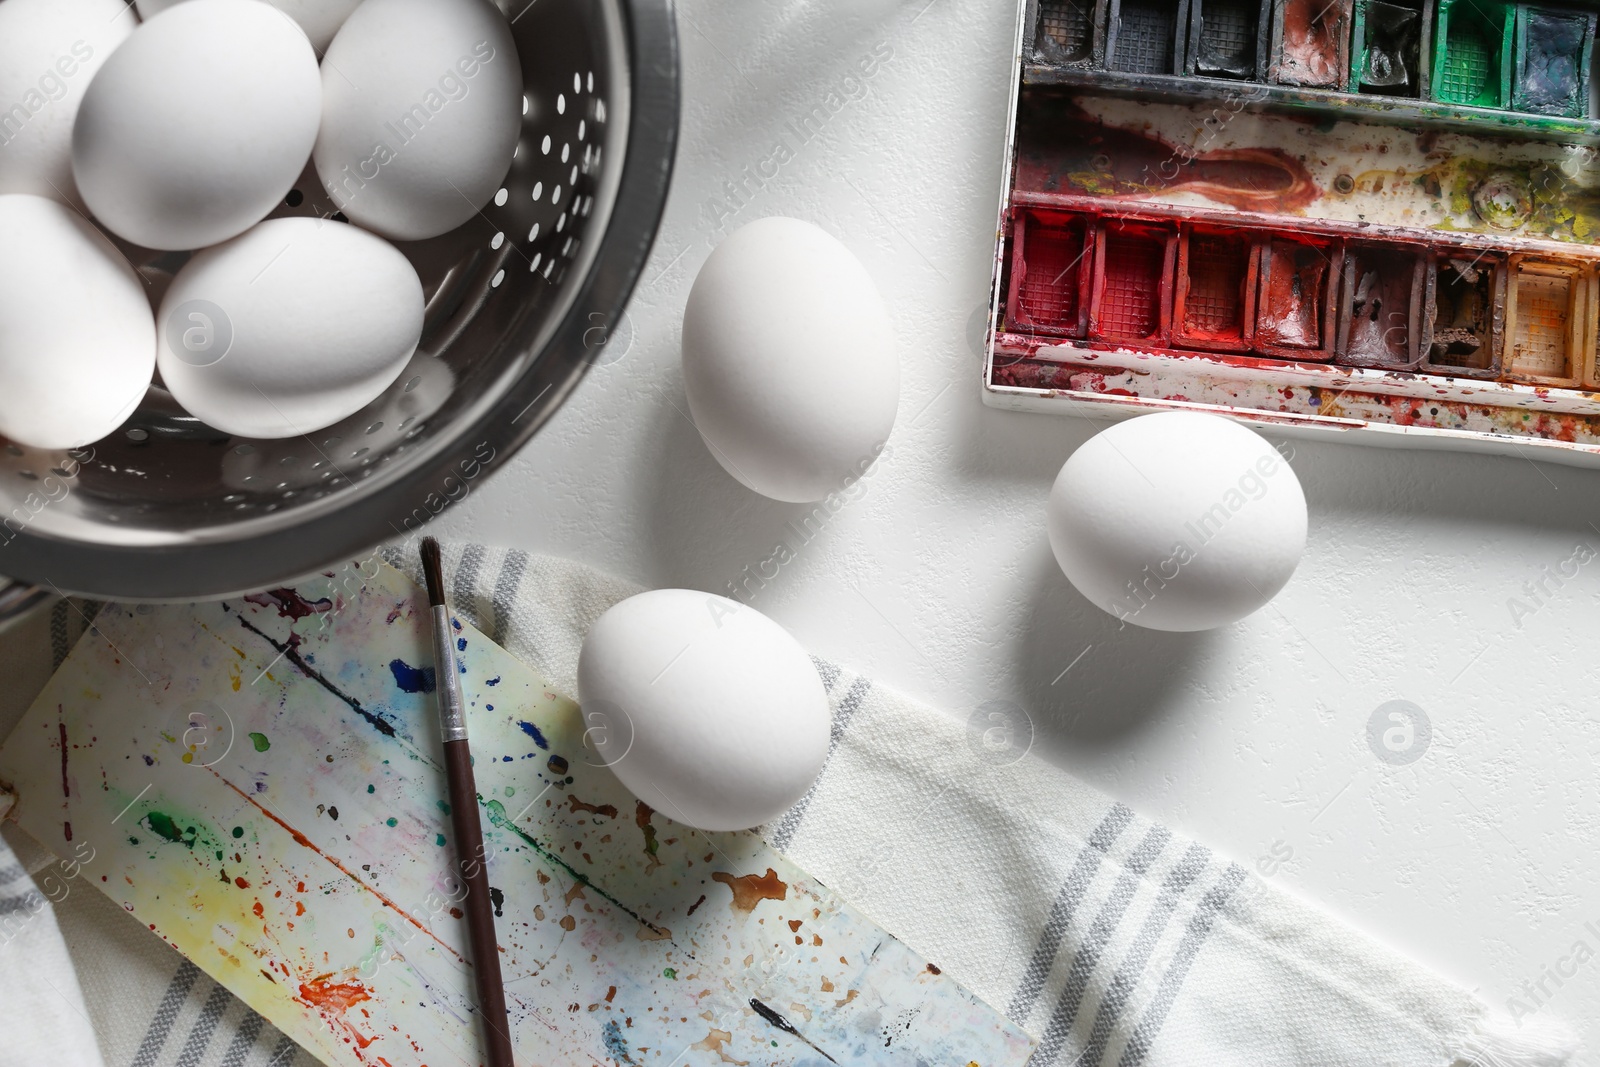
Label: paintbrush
xmin=421 ymin=537 xmax=516 ymax=1067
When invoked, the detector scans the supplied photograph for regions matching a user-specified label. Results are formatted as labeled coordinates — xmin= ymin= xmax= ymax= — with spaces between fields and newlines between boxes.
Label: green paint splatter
xmin=142 ymin=811 xmax=198 ymax=848
xmin=248 ymin=732 xmax=270 ymax=752
xmin=231 ymin=826 xmax=244 ymax=839
xmin=385 ymin=817 xmax=397 ymax=827
xmin=366 ymin=784 xmax=375 ymax=794
xmin=436 ymin=800 xmax=450 ymax=815
xmin=663 ymin=968 xmax=677 ymax=979
xmin=435 ymin=833 xmax=447 ymax=847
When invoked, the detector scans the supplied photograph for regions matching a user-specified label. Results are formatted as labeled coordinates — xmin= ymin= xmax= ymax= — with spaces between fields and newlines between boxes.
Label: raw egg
xmin=578 ymin=590 xmax=831 ymax=832
xmin=0 ymin=0 xmax=135 ymax=206
xmin=683 ymin=217 xmax=899 ymax=502
xmin=156 ymin=218 xmax=424 ymax=439
xmin=1047 ymin=412 xmax=1307 ymax=632
xmin=0 ymin=195 xmax=155 ymax=449
xmin=314 ymin=0 xmax=521 ymax=241
xmin=72 ymin=0 xmax=321 ymax=250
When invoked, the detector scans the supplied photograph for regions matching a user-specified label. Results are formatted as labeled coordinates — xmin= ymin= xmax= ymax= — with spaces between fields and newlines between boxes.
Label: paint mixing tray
xmin=986 ymin=0 xmax=1600 ymax=465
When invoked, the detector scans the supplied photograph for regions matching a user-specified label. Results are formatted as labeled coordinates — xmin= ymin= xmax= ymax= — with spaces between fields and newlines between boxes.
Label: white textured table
xmin=436 ymin=0 xmax=1600 ymax=1057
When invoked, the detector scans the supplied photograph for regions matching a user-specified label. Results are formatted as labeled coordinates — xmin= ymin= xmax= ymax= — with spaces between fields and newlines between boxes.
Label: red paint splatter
xmin=253 ymin=901 xmax=265 ymax=919
xmin=211 ymin=771 xmax=459 ymax=960
xmin=234 ymin=876 xmax=250 ymax=889
xmin=299 ymin=974 xmax=372 ymax=1011
xmin=297 ymin=973 xmax=377 ymax=1051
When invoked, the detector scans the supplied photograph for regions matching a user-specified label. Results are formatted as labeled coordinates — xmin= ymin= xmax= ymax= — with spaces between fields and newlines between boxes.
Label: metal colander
xmin=0 ymin=0 xmax=678 ymax=611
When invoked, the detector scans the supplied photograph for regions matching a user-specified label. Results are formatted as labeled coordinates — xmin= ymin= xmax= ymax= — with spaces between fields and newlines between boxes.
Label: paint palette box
xmin=985 ymin=0 xmax=1600 ymax=466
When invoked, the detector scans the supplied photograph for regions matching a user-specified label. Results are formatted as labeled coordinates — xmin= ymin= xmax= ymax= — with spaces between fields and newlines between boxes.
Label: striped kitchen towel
xmin=0 ymin=545 xmax=1580 ymax=1066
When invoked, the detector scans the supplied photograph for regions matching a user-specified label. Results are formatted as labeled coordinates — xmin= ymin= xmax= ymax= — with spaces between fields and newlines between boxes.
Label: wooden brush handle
xmin=444 ymin=739 xmax=515 ymax=1067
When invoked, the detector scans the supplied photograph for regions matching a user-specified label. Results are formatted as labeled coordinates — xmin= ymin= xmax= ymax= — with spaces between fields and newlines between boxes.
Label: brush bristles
xmin=420 ymin=537 xmax=446 ymax=607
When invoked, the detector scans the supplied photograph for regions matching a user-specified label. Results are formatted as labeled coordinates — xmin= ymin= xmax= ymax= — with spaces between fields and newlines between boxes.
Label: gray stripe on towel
xmin=454 ymin=543 xmax=487 ymax=607
xmin=0 ymin=890 xmax=43 ymax=916
xmin=489 ymin=549 xmax=530 ymax=644
xmin=1116 ymin=863 xmax=1250 ymax=1067
xmin=768 ymin=676 xmax=871 ymax=852
xmin=218 ymin=1010 xmax=264 ymax=1067
xmin=0 ymin=863 xmax=26 ymax=886
xmin=1080 ymin=843 xmax=1211 ymax=1066
xmin=173 ymin=981 xmax=233 ymax=1067
xmin=265 ymin=1031 xmax=300 ymax=1066
xmin=1008 ymin=803 xmax=1135 ymax=1024
xmin=1032 ymin=824 xmax=1174 ymax=1064
xmin=130 ymin=958 xmax=200 ymax=1067
xmin=810 ymin=656 xmax=842 ymax=694
xmin=50 ymin=598 xmax=72 ymax=669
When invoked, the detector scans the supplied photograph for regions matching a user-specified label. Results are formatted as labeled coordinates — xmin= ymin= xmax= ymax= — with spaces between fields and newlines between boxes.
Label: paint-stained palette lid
xmin=989 ymin=0 xmax=1600 ymax=466
xmin=0 ymin=558 xmax=1034 ymax=1066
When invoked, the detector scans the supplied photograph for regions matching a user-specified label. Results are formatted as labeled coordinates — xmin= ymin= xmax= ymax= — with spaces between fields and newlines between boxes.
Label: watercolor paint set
xmin=986 ymin=0 xmax=1600 ymax=464
xmin=1028 ymin=0 xmax=1600 ymax=135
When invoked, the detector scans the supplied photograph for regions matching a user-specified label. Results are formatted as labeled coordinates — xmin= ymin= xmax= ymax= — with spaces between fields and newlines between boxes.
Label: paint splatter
xmin=296 ymin=973 xmax=375 ymax=1049
xmin=567 ymin=795 xmax=618 ymax=820
xmin=481 ymin=799 xmax=672 ymax=940
xmin=712 ymin=868 xmax=788 ymax=914
xmin=245 ymin=589 xmax=332 ymax=620
xmin=235 ymin=616 xmax=398 ymax=738
xmin=749 ymin=998 xmax=838 ymax=1064
xmin=601 ymin=1019 xmax=637 ymax=1064
xmin=489 ymin=886 xmax=504 ymax=918
xmin=516 ymin=720 xmax=549 ymax=749
xmin=693 ymin=1028 xmax=748 ymax=1065
xmin=387 ymin=659 xmax=436 ymax=694
xmin=141 ymin=811 xmax=198 ymax=849
xmin=636 ymin=802 xmax=661 ymax=873
xmin=248 ymin=732 xmax=271 ymax=752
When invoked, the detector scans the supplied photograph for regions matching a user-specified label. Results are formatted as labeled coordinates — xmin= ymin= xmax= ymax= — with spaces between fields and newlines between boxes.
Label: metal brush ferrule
xmin=431 ymin=605 xmax=468 ymax=744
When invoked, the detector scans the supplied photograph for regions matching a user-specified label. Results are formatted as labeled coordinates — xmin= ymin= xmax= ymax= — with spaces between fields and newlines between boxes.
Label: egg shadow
xmin=638 ymin=383 xmax=826 ymax=595
xmin=1016 ymin=544 xmax=1216 ymax=752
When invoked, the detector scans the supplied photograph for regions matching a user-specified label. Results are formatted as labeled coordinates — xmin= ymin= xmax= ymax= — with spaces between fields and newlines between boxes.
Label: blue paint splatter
xmin=485 ymin=703 xmax=494 ymax=712
xmin=486 ymin=676 xmax=500 ymax=687
xmin=517 ymin=720 xmax=549 ymax=750
xmin=601 ymin=1020 xmax=630 ymax=1062
xmin=457 ymin=637 xmax=467 ymax=651
xmin=388 ymin=659 xmax=436 ymax=693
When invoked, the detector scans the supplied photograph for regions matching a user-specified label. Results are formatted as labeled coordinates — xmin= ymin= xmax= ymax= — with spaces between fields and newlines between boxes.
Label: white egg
xmin=0 ymin=195 xmax=154 ymax=450
xmin=156 ymin=218 xmax=424 ymax=439
xmin=314 ymin=0 xmax=521 ymax=241
xmin=135 ymin=0 xmax=362 ymax=51
xmin=578 ymin=590 xmax=831 ymax=833
xmin=1047 ymin=412 xmax=1307 ymax=632
xmin=0 ymin=0 xmax=135 ymax=206
xmin=72 ymin=0 xmax=320 ymax=250
xmin=682 ymin=218 xmax=900 ymax=503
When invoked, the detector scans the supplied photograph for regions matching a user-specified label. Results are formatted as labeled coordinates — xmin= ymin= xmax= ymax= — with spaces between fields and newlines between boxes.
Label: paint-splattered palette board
xmin=986 ymin=0 xmax=1600 ymax=466
xmin=0 ymin=559 xmax=1033 ymax=1067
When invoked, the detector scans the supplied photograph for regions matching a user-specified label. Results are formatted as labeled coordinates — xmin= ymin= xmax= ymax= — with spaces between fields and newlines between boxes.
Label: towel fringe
xmin=1457 ymin=1014 xmax=1579 ymax=1067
